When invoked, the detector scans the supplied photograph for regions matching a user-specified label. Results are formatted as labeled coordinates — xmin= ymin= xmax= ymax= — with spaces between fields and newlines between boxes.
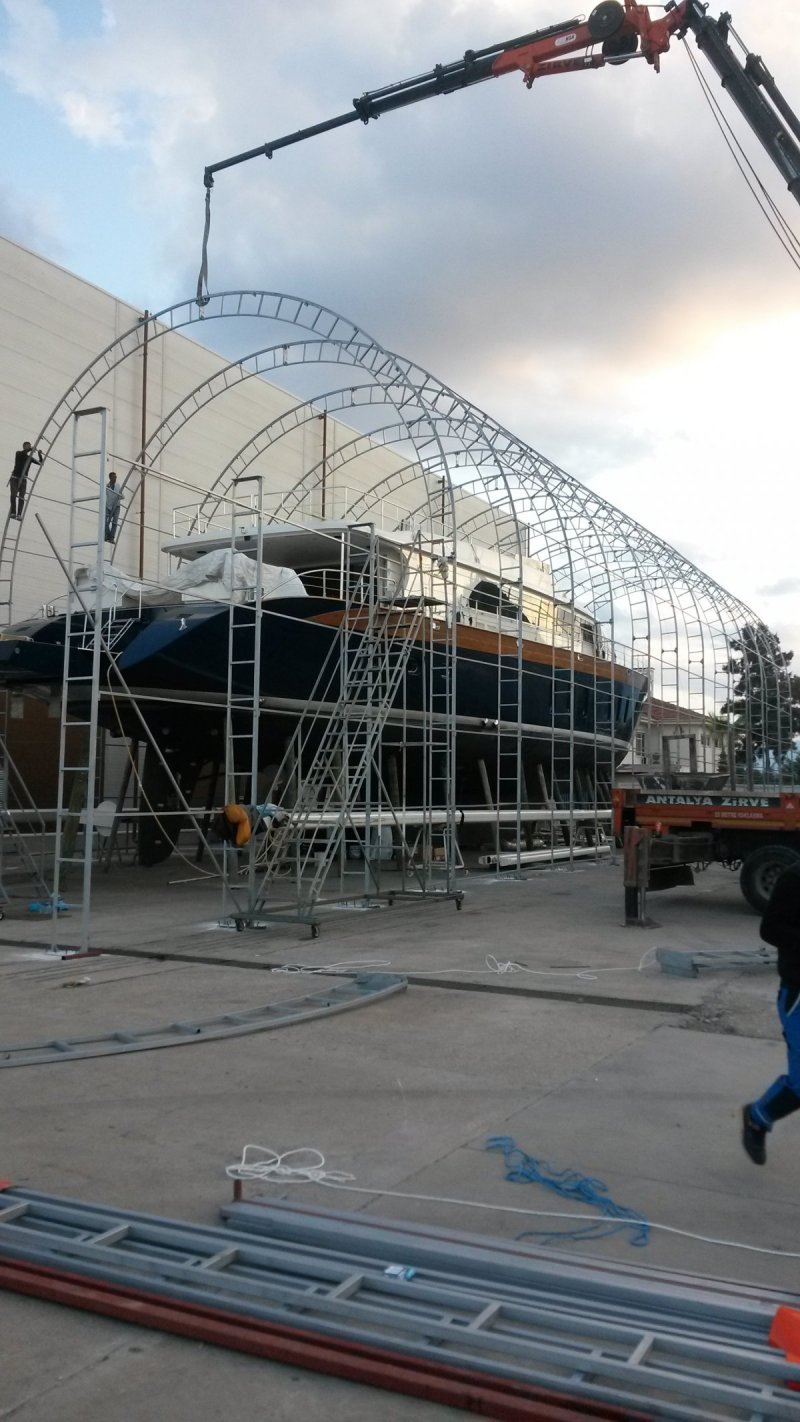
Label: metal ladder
xmin=418 ymin=533 xmax=458 ymax=884
xmin=0 ymin=1187 xmax=797 ymax=1420
xmin=492 ymin=565 xmax=525 ymax=873
xmin=49 ymin=408 xmax=109 ymax=954
xmin=222 ymin=477 xmax=264 ymax=917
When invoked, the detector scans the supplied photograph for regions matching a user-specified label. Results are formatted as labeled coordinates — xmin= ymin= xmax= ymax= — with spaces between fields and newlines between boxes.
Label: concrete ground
xmin=0 ymin=856 xmax=797 ymax=1419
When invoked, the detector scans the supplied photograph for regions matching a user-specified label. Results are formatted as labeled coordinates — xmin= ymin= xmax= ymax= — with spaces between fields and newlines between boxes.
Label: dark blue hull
xmin=113 ymin=598 xmax=643 ymax=750
xmin=0 ymin=597 xmax=646 ymax=862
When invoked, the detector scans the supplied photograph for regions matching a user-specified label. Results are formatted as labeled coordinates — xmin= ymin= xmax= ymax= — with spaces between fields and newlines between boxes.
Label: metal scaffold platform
xmin=0 ymin=1187 xmax=798 ymax=1419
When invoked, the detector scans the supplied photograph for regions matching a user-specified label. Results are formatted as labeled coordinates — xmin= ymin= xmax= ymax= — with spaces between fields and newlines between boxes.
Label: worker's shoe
xmin=741 ymin=1105 xmax=767 ymax=1165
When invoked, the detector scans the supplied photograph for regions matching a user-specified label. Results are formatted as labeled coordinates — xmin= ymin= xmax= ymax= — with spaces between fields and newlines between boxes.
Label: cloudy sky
xmin=2 ymin=0 xmax=799 ymax=653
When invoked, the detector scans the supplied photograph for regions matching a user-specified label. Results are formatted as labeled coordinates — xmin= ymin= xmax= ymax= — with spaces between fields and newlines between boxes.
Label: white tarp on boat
xmin=73 ymin=562 xmax=158 ymax=609
xmin=163 ymin=550 xmax=307 ymax=604
xmin=73 ymin=552 xmax=307 ymax=608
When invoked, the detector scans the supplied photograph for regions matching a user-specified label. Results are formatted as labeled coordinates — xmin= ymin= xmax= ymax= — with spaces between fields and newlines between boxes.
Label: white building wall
xmin=618 ymin=709 xmax=720 ymax=781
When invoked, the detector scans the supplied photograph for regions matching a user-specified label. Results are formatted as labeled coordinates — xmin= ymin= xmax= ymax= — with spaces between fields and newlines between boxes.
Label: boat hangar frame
xmin=0 ymin=290 xmax=796 ymax=942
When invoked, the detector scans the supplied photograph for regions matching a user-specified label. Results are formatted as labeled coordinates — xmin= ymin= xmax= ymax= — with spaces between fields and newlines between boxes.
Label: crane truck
xmin=199 ymin=0 xmax=800 ymax=255
xmin=613 ymin=786 xmax=800 ymax=914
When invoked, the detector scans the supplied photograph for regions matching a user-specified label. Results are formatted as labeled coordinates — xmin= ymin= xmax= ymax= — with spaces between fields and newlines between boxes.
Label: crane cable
xmin=196 ymin=182 xmax=212 ymax=311
xmin=192 ymin=29 xmax=800 ymax=303
xmin=681 ymin=37 xmax=800 ymax=273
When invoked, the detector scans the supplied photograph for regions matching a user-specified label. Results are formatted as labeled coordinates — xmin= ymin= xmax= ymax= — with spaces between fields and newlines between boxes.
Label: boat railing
xmin=299 ymin=558 xmax=403 ymax=605
xmin=39 ymin=582 xmax=145 ymax=642
xmin=454 ymin=594 xmax=608 ymax=656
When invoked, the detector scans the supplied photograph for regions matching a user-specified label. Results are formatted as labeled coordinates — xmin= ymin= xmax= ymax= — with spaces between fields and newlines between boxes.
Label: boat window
xmin=521 ymin=591 xmax=553 ymax=629
xmin=467 ymin=580 xmax=528 ymax=621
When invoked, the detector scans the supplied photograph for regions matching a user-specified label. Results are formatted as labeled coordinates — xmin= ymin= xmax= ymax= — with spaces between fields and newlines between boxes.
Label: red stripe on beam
xmin=0 ymin=1258 xmax=648 ymax=1421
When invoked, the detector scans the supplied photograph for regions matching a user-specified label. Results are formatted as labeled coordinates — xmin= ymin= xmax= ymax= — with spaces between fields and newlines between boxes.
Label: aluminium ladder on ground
xmin=0 ymin=1188 xmax=798 ymax=1421
xmin=49 ymin=407 xmax=110 ymax=954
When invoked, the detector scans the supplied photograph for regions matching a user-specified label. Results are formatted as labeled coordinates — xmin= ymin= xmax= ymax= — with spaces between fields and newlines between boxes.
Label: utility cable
xmin=226 ymin=1142 xmax=800 ymax=1260
xmin=269 ymin=948 xmax=660 ymax=982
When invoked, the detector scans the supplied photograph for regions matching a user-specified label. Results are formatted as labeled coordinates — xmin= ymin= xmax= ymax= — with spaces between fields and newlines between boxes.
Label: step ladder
xmin=243 ymin=594 xmax=428 ymax=928
xmin=0 ymin=1187 xmax=797 ymax=1420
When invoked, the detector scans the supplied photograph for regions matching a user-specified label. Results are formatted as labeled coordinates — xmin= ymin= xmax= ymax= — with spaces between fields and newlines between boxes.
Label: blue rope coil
xmin=486 ymin=1136 xmax=650 ymax=1247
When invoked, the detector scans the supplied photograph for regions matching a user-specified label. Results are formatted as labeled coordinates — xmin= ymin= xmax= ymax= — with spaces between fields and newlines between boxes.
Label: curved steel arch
xmin=1 ymin=290 xmax=438 ymax=609
xmin=108 ymin=342 xmax=403 ymax=552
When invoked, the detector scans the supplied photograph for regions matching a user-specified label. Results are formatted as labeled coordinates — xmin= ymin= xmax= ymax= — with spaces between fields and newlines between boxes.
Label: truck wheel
xmin=739 ymin=844 xmax=800 ymax=914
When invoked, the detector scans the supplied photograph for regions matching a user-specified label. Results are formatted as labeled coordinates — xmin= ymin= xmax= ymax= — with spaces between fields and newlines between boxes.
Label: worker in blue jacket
xmin=742 ymin=860 xmax=800 ymax=1164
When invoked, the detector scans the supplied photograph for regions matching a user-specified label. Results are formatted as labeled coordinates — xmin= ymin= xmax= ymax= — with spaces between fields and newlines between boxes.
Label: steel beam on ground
xmin=0 ymin=1257 xmax=643 ymax=1422
xmin=222 ymin=1199 xmax=789 ymax=1350
xmin=0 ymin=973 xmax=406 ymax=1067
xmin=0 ymin=1188 xmax=797 ymax=1419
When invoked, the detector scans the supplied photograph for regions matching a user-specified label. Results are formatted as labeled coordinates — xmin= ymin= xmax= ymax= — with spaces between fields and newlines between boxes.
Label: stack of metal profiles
xmin=0 ymin=1186 xmax=798 ymax=1419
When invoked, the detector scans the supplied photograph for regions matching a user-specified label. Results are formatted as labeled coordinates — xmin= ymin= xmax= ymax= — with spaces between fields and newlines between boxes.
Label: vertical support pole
xmin=320 ymin=411 xmax=328 ymax=521
xmin=662 ymin=734 xmax=672 ymax=787
xmin=362 ymin=528 xmax=376 ymax=903
xmin=477 ymin=757 xmax=499 ymax=859
xmin=519 ymin=766 xmax=535 ymax=851
xmin=137 ymin=310 xmax=149 ymax=581
xmin=386 ymin=750 xmax=404 ymax=867
xmin=623 ymin=825 xmax=651 ymax=926
xmin=100 ymin=748 xmax=135 ymax=872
